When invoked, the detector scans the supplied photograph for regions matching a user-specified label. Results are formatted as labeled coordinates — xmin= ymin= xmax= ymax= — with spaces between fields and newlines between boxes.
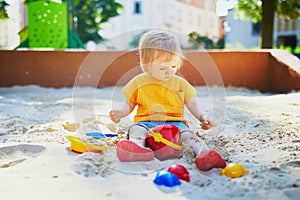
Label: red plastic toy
xmin=146 ymin=124 xmax=183 ymax=161
xmin=167 ymin=164 xmax=190 ymax=182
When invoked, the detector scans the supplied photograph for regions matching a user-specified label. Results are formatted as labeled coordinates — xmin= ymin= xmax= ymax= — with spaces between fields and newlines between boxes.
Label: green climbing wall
xmin=28 ymin=1 xmax=68 ymax=49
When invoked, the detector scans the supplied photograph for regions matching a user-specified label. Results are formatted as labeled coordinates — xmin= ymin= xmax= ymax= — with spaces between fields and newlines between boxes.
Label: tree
xmin=73 ymin=0 xmax=122 ymax=43
xmin=236 ymin=0 xmax=300 ymax=48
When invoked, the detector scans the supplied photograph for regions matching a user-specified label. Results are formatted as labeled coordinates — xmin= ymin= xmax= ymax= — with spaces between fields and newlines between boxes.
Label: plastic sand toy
xmin=153 ymin=171 xmax=181 ymax=187
xmin=66 ymin=135 xmax=107 ymax=153
xmin=167 ymin=164 xmax=190 ymax=182
xmin=220 ymin=162 xmax=249 ymax=178
xmin=146 ymin=124 xmax=183 ymax=160
xmin=86 ymin=132 xmax=118 ymax=139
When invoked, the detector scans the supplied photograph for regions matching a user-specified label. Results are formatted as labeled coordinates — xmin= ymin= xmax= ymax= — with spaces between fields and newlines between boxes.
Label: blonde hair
xmin=138 ymin=30 xmax=184 ymax=72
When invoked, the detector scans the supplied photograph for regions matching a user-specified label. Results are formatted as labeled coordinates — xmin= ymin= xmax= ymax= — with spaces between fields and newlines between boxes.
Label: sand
xmin=0 ymin=85 xmax=299 ymax=200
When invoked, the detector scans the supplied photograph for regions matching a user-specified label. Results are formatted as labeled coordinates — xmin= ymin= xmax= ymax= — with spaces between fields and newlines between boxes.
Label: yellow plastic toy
xmin=66 ymin=135 xmax=108 ymax=153
xmin=220 ymin=162 xmax=249 ymax=178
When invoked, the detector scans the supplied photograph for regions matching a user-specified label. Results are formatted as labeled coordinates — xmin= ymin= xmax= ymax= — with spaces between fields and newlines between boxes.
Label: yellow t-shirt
xmin=122 ymin=73 xmax=197 ymax=123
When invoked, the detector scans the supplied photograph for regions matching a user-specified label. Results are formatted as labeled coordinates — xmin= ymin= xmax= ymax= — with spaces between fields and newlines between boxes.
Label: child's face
xmin=147 ymin=61 xmax=178 ymax=81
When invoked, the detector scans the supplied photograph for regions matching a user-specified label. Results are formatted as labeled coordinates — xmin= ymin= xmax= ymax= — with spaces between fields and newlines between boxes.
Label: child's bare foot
xmin=116 ymin=140 xmax=154 ymax=162
xmin=195 ymin=150 xmax=226 ymax=171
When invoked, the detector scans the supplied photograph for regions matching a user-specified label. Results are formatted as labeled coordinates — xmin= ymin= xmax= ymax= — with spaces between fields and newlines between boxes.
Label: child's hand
xmin=109 ymin=110 xmax=121 ymax=123
xmin=109 ymin=101 xmax=133 ymax=123
xmin=200 ymin=118 xmax=214 ymax=130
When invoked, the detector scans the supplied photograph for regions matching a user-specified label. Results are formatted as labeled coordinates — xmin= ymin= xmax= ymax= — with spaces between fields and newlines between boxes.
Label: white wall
xmin=224 ymin=8 xmax=260 ymax=49
xmin=99 ymin=0 xmax=220 ymax=49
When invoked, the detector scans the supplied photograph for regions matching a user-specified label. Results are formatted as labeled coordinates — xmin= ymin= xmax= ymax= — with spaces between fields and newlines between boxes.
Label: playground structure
xmin=17 ymin=0 xmax=84 ymax=49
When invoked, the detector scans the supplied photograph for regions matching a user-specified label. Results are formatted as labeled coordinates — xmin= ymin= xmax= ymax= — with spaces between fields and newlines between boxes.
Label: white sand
xmin=0 ymin=85 xmax=299 ymax=200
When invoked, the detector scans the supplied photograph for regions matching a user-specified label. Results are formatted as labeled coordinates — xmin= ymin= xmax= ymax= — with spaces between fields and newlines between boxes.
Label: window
xmin=134 ymin=1 xmax=142 ymax=14
xmin=177 ymin=9 xmax=182 ymax=22
xmin=252 ymin=23 xmax=260 ymax=36
xmin=292 ymin=19 xmax=297 ymax=31
xmin=210 ymin=17 xmax=214 ymax=28
xmin=284 ymin=19 xmax=290 ymax=31
xmin=277 ymin=18 xmax=282 ymax=31
xmin=189 ymin=12 xmax=193 ymax=24
xmin=207 ymin=0 xmax=214 ymax=11
xmin=197 ymin=0 xmax=202 ymax=7
xmin=198 ymin=15 xmax=201 ymax=26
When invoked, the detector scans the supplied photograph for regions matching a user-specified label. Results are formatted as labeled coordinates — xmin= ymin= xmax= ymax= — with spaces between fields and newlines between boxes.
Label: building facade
xmin=224 ymin=6 xmax=300 ymax=50
xmin=224 ymin=8 xmax=260 ymax=49
xmin=98 ymin=0 xmax=221 ymax=49
xmin=274 ymin=16 xmax=300 ymax=50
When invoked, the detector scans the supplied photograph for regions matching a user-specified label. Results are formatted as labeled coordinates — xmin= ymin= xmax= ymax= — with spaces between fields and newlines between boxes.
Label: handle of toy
xmin=148 ymin=130 xmax=183 ymax=150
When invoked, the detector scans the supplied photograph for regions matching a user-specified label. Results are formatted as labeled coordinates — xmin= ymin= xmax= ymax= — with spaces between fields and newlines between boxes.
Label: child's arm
xmin=185 ymin=96 xmax=214 ymax=130
xmin=109 ymin=100 xmax=134 ymax=123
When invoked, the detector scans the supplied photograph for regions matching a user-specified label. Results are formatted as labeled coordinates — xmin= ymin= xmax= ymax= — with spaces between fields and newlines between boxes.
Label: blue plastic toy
xmin=153 ymin=171 xmax=181 ymax=187
xmin=86 ymin=132 xmax=118 ymax=139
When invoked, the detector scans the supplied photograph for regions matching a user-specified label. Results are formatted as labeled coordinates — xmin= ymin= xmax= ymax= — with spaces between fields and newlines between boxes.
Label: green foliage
xmin=277 ymin=45 xmax=300 ymax=54
xmin=277 ymin=0 xmax=300 ymax=20
xmin=236 ymin=0 xmax=262 ymax=23
xmin=236 ymin=0 xmax=300 ymax=22
xmin=187 ymin=32 xmax=225 ymax=49
xmin=295 ymin=46 xmax=300 ymax=54
xmin=0 ymin=0 xmax=9 ymax=19
xmin=236 ymin=0 xmax=300 ymax=49
xmin=74 ymin=0 xmax=123 ymax=43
